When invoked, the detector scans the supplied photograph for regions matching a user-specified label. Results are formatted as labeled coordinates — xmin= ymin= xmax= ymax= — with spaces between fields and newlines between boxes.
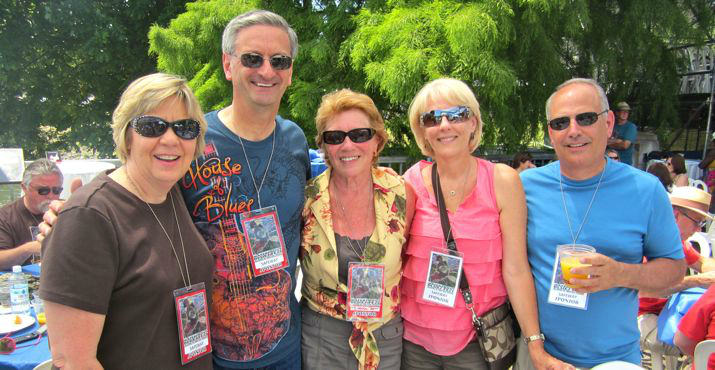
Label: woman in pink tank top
xmin=400 ymin=78 xmax=568 ymax=369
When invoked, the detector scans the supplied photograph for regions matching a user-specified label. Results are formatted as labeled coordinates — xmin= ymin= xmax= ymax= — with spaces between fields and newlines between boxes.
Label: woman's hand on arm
xmin=45 ymin=300 xmax=105 ymax=370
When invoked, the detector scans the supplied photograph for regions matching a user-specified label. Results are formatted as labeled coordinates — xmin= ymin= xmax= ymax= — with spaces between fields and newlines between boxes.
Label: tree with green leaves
xmin=345 ymin=0 xmax=714 ymax=152
xmin=0 ymin=0 xmax=191 ymax=158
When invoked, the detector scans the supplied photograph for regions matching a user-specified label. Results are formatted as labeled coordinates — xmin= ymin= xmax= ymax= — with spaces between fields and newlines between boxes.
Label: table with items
xmin=0 ymin=264 xmax=50 ymax=370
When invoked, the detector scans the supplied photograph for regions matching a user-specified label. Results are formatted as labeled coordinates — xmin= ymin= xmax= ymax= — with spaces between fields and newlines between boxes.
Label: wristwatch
xmin=523 ymin=333 xmax=545 ymax=344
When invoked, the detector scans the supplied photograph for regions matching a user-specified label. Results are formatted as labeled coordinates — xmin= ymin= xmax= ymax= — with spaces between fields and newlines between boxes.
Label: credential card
xmin=346 ymin=263 xmax=384 ymax=321
xmin=239 ymin=206 xmax=289 ymax=276
xmin=173 ymin=282 xmax=211 ymax=364
xmin=422 ymin=249 xmax=463 ymax=308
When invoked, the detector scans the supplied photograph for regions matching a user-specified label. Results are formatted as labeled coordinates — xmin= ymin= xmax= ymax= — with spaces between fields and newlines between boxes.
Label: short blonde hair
xmin=111 ymin=73 xmax=207 ymax=163
xmin=408 ymin=78 xmax=483 ymax=157
xmin=314 ymin=89 xmax=387 ymax=166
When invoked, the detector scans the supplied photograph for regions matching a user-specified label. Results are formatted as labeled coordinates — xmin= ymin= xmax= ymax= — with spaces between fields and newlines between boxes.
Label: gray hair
xmin=22 ymin=159 xmax=63 ymax=187
xmin=545 ymin=78 xmax=609 ymax=120
xmin=221 ymin=10 xmax=298 ymax=58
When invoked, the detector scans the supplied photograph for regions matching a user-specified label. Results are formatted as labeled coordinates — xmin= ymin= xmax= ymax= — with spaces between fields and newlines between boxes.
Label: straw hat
xmin=615 ymin=102 xmax=631 ymax=111
xmin=670 ymin=186 xmax=713 ymax=220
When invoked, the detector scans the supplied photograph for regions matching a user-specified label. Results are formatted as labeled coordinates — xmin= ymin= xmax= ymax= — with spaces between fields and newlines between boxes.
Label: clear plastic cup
xmin=557 ymin=244 xmax=596 ymax=289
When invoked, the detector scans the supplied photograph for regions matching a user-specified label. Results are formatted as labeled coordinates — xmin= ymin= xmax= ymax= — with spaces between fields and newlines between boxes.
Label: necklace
xmin=333 ymin=182 xmax=373 ymax=260
xmin=558 ymin=162 xmax=607 ymax=245
xmin=437 ymin=159 xmax=472 ymax=200
xmin=238 ymin=127 xmax=276 ymax=209
xmin=125 ymin=169 xmax=191 ymax=286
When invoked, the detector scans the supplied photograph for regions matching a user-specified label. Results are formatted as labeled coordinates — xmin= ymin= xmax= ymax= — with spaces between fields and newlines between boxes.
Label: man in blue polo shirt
xmin=516 ymin=78 xmax=685 ymax=368
xmin=608 ymin=101 xmax=638 ymax=166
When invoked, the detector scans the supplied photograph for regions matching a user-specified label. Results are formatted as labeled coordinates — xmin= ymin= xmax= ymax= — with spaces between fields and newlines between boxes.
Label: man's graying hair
xmin=22 ymin=158 xmax=63 ymax=187
xmin=222 ymin=10 xmax=299 ymax=58
xmin=545 ymin=78 xmax=610 ymax=120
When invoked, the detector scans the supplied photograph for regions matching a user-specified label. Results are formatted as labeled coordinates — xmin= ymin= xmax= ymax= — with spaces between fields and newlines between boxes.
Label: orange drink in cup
xmin=557 ymin=244 xmax=596 ymax=289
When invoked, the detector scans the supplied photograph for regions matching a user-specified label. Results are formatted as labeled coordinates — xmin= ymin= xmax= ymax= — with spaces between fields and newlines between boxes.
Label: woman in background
xmin=667 ymin=153 xmax=689 ymax=187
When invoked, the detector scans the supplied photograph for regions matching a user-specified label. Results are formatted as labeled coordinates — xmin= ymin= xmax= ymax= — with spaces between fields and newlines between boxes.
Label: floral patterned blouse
xmin=300 ymin=166 xmax=407 ymax=369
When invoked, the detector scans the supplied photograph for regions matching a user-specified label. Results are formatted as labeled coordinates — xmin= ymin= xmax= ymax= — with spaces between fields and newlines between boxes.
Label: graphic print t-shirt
xmin=179 ymin=111 xmax=309 ymax=367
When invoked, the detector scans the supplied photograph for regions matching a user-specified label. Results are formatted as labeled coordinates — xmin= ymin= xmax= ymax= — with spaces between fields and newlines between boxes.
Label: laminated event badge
xmin=173 ymin=282 xmax=211 ymax=364
xmin=239 ymin=206 xmax=289 ymax=276
xmin=422 ymin=248 xmax=464 ymax=308
xmin=346 ymin=262 xmax=385 ymax=321
xmin=547 ymin=249 xmax=589 ymax=310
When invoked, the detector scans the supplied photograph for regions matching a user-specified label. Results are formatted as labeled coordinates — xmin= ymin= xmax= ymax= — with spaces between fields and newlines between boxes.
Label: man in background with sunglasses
xmin=517 ymin=78 xmax=685 ymax=369
xmin=178 ymin=10 xmax=309 ymax=370
xmin=607 ymin=101 xmax=637 ymax=166
xmin=0 ymin=159 xmax=63 ymax=270
xmin=638 ymin=186 xmax=715 ymax=364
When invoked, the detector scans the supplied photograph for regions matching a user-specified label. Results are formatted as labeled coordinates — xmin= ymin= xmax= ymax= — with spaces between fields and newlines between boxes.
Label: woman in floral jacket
xmin=300 ymin=89 xmax=414 ymax=369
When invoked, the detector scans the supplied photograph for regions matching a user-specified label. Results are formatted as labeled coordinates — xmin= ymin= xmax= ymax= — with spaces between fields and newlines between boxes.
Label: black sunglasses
xmin=131 ymin=116 xmax=201 ymax=140
xmin=608 ymin=155 xmax=619 ymax=160
xmin=239 ymin=53 xmax=292 ymax=70
xmin=548 ymin=110 xmax=608 ymax=131
xmin=419 ymin=106 xmax=472 ymax=127
xmin=323 ymin=128 xmax=375 ymax=145
xmin=33 ymin=186 xmax=62 ymax=195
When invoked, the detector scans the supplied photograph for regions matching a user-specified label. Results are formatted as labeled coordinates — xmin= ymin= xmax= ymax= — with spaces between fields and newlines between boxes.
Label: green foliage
xmin=4 ymin=0 xmax=713 ymax=160
xmin=0 ymin=0 xmax=192 ymax=158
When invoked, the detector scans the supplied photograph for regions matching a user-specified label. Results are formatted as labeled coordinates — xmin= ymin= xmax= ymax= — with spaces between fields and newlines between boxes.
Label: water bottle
xmin=9 ymin=266 xmax=30 ymax=315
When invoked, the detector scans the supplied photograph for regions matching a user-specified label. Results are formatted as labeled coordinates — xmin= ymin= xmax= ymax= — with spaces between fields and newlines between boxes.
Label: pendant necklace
xmin=334 ymin=182 xmax=373 ymax=260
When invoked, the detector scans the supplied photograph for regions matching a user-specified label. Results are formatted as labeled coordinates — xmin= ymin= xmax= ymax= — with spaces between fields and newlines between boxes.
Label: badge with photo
xmin=422 ymin=249 xmax=463 ymax=307
xmin=346 ymin=262 xmax=384 ymax=321
xmin=239 ymin=206 xmax=289 ymax=276
xmin=173 ymin=282 xmax=211 ymax=364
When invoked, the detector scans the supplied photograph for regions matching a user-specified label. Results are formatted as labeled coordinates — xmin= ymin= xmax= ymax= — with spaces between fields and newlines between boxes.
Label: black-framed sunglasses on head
xmin=323 ymin=128 xmax=375 ymax=145
xmin=33 ymin=186 xmax=63 ymax=196
xmin=239 ymin=53 xmax=293 ymax=70
xmin=419 ymin=106 xmax=472 ymax=127
xmin=131 ymin=116 xmax=201 ymax=140
xmin=548 ymin=110 xmax=608 ymax=131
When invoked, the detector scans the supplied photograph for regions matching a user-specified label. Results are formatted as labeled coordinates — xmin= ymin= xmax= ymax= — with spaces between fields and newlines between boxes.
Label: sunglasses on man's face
xmin=323 ymin=128 xmax=376 ymax=145
xmin=131 ymin=116 xmax=201 ymax=140
xmin=419 ymin=106 xmax=472 ymax=127
xmin=239 ymin=53 xmax=293 ymax=70
xmin=33 ymin=186 xmax=62 ymax=196
xmin=680 ymin=210 xmax=707 ymax=228
xmin=548 ymin=110 xmax=608 ymax=131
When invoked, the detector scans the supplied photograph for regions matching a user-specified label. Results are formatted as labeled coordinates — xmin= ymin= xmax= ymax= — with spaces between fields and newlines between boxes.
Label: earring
xmin=469 ymin=132 xmax=475 ymax=141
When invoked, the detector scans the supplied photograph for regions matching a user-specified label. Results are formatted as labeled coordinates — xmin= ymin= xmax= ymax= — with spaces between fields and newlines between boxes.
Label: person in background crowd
xmin=674 ymin=284 xmax=715 ymax=369
xmin=606 ymin=148 xmax=619 ymax=162
xmin=300 ymin=89 xmax=415 ymax=369
xmin=401 ymin=78 xmax=564 ymax=369
xmin=647 ymin=162 xmax=673 ymax=191
xmin=512 ymin=152 xmax=536 ymax=173
xmin=0 ymin=159 xmax=62 ymax=270
xmin=518 ymin=78 xmax=685 ymax=368
xmin=39 ymin=73 xmax=214 ymax=369
xmin=699 ymin=132 xmax=715 ymax=193
xmin=667 ymin=153 xmax=690 ymax=187
xmin=607 ymin=101 xmax=637 ymax=166
xmin=638 ymin=186 xmax=715 ymax=363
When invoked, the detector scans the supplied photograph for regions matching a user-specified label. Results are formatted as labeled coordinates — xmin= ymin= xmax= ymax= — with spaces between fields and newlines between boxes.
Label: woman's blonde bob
xmin=111 ymin=73 xmax=207 ymax=163
xmin=314 ymin=88 xmax=388 ymax=166
xmin=408 ymin=78 xmax=483 ymax=157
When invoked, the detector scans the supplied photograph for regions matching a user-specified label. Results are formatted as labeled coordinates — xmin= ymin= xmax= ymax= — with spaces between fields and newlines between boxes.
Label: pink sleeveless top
xmin=400 ymin=159 xmax=507 ymax=356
